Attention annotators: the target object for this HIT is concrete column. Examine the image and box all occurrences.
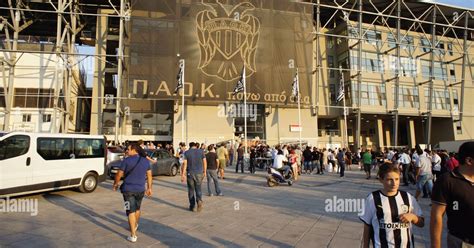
[407,119,416,149]
[384,124,392,148]
[376,119,384,149]
[90,11,108,134]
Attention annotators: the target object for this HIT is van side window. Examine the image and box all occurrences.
[0,135,30,160]
[37,138,73,160]
[74,139,105,158]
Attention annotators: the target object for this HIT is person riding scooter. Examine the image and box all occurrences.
[272,149,291,177]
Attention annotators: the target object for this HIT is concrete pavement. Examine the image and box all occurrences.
[0,166,444,247]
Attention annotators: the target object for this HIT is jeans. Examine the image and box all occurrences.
[417,174,433,194]
[236,157,244,173]
[313,161,321,173]
[303,161,312,171]
[401,164,409,185]
[339,162,346,177]
[187,173,203,208]
[206,170,221,195]
[228,154,234,166]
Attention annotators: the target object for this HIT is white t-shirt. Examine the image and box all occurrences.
[360,190,422,248]
[272,154,288,169]
[416,155,433,176]
[431,153,441,172]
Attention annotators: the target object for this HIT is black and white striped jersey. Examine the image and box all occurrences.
[360,190,423,248]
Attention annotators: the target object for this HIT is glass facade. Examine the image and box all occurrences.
[387,33,414,53]
[350,51,384,73]
[392,86,420,108]
[421,60,448,80]
[351,82,386,106]
[424,88,450,110]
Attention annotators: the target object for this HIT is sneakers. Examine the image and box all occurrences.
[189,206,197,212]
[197,201,203,212]
[127,235,137,243]
[208,193,214,197]
[217,193,224,196]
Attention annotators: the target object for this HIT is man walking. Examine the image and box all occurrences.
[181,142,207,212]
[205,145,222,196]
[216,144,228,179]
[337,148,346,178]
[236,144,245,173]
[362,149,372,179]
[113,143,152,243]
[431,142,474,248]
[398,148,411,185]
[414,149,433,201]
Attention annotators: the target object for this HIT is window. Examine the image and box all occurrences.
[424,88,450,110]
[37,138,73,160]
[0,135,30,160]
[393,86,419,108]
[329,84,336,103]
[350,51,384,73]
[387,33,414,52]
[42,114,52,123]
[74,139,105,158]
[421,61,447,80]
[453,90,459,112]
[327,36,334,49]
[338,52,349,69]
[160,151,171,159]
[420,38,431,52]
[22,114,31,122]
[0,88,5,108]
[328,56,335,78]
[348,27,381,46]
[39,89,53,108]
[456,121,462,134]
[447,43,453,56]
[14,88,54,108]
[352,82,386,106]
[435,42,445,56]
[449,63,456,82]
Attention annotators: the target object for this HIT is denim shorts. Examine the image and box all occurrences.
[416,174,433,192]
[122,191,145,215]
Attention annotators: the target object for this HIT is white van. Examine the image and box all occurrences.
[0,132,107,197]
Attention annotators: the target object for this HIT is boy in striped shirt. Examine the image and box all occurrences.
[361,163,425,248]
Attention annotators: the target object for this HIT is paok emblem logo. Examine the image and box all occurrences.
[196,0,260,81]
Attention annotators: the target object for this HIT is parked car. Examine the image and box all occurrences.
[108,149,180,179]
[107,146,124,165]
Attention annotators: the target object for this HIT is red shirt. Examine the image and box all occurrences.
[446,157,459,171]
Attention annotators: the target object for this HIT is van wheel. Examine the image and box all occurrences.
[79,172,98,193]
[170,164,179,176]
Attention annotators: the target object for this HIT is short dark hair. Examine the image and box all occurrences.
[189,142,196,148]
[377,162,400,179]
[458,142,474,165]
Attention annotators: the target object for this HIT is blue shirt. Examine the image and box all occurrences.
[184,148,205,175]
[119,155,151,193]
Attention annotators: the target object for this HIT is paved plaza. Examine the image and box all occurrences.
[0,167,444,247]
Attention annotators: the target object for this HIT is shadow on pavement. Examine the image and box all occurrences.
[248,234,293,248]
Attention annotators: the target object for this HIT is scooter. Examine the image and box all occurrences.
[267,166,294,187]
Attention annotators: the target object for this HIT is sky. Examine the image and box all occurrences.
[433,0,474,10]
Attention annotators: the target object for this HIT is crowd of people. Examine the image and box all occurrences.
[112,139,473,247]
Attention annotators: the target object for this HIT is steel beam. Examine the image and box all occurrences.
[426,6,437,149]
[114,0,125,144]
[459,12,469,122]
[355,0,363,151]
[393,0,401,148]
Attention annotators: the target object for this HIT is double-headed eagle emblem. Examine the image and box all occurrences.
[196,0,260,81]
